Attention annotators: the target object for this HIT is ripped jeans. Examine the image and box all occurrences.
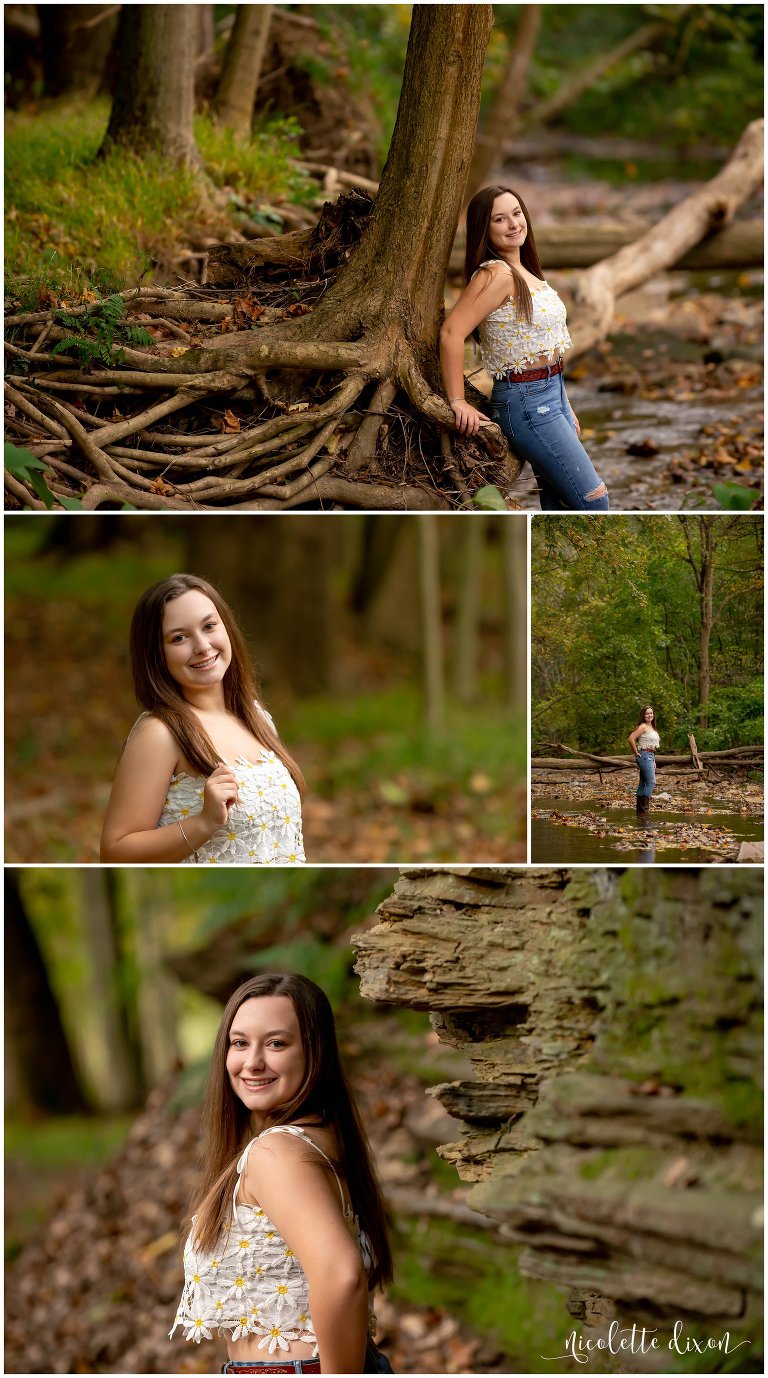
[490,368,609,511]
[636,749,656,798]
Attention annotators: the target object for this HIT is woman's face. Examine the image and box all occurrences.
[487,192,527,255]
[226,995,306,1124]
[161,589,232,694]
[644,707,655,723]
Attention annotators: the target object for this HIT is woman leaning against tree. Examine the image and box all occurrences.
[440,185,609,511]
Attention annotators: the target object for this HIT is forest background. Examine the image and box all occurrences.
[531,513,764,752]
[4,3,764,511]
[5,511,527,862]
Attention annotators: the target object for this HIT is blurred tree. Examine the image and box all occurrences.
[99,4,199,164]
[215,4,273,140]
[4,872,87,1115]
[184,516,336,694]
[503,519,527,714]
[419,517,446,733]
[38,3,119,100]
[80,871,145,1111]
[454,517,485,704]
[465,4,542,202]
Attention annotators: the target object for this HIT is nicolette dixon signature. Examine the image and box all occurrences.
[543,1319,750,1364]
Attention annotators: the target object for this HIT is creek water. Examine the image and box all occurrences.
[531,795,763,864]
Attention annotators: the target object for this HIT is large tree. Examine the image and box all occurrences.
[99,4,199,164]
[215,4,273,140]
[61,3,514,511]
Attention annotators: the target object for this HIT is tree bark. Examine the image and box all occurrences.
[215,4,273,140]
[465,4,542,202]
[4,872,88,1115]
[569,119,764,357]
[680,517,716,729]
[100,4,199,165]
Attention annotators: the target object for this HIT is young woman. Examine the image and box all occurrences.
[170,972,394,1374]
[440,185,610,511]
[100,574,305,864]
[628,705,660,813]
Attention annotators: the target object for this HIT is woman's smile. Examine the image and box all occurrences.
[226,995,306,1125]
[162,588,232,693]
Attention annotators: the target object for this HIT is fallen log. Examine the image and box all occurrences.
[567,118,764,358]
[448,219,763,274]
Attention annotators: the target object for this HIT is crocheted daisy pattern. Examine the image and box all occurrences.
[158,753,304,865]
[479,280,573,377]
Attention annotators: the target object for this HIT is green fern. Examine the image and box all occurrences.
[50,294,153,370]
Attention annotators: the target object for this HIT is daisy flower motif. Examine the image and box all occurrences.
[272,1277,304,1313]
[228,1273,249,1301]
[260,1325,299,1354]
[231,1315,252,1342]
[184,1313,214,1343]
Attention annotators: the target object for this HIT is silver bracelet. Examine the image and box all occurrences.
[449,397,464,404]
[178,819,192,849]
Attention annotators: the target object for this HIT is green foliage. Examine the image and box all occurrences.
[522,3,763,156]
[50,293,154,369]
[4,441,57,508]
[5,100,315,296]
[472,485,508,512]
[713,480,757,510]
[532,516,763,751]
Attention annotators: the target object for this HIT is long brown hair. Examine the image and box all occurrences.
[464,185,544,340]
[190,973,393,1287]
[128,573,305,796]
[636,705,657,729]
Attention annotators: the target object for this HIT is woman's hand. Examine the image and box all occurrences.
[450,400,492,436]
[201,764,239,829]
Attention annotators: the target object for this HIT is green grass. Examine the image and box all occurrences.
[5,99,314,300]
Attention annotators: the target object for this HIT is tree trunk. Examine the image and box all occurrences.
[464,4,542,202]
[100,4,199,165]
[4,872,88,1115]
[39,3,119,100]
[216,4,273,140]
[79,871,145,1111]
[569,119,764,358]
[453,517,485,703]
[502,518,527,713]
[353,867,763,1340]
[11,4,522,511]
[185,515,337,695]
[419,517,446,733]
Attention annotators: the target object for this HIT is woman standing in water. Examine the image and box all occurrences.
[170,972,393,1373]
[629,705,660,813]
[100,574,305,864]
[440,185,609,511]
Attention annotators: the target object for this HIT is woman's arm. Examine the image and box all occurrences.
[439,265,516,436]
[243,1137,369,1374]
[100,717,237,862]
[628,726,642,756]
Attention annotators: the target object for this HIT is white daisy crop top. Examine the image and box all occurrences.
[128,706,304,866]
[636,728,660,750]
[476,260,573,377]
[170,1125,373,1354]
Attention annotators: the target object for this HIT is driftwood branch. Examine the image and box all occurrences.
[568,118,764,357]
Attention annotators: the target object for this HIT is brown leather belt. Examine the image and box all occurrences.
[221,1366,321,1375]
[502,359,563,383]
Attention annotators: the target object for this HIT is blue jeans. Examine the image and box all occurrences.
[490,368,609,510]
[636,749,656,798]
